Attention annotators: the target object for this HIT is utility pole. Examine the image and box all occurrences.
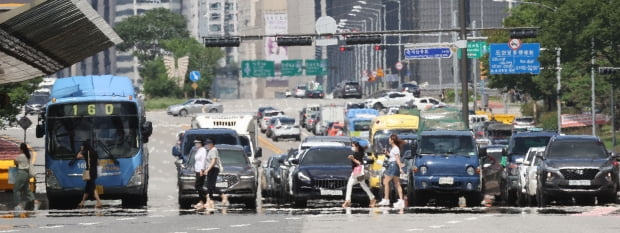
[459,0,470,129]
[556,48,562,134]
[591,38,596,136]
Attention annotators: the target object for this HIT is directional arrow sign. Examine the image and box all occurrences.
[489,43,540,75]
[404,47,452,60]
[241,60,275,78]
[281,60,303,76]
[305,59,328,76]
[189,70,200,82]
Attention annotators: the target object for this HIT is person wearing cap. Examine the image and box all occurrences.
[192,138,208,209]
[203,138,223,210]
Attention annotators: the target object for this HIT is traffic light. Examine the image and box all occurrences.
[510,29,537,39]
[339,46,353,52]
[373,45,386,51]
[203,36,241,47]
[480,62,488,80]
[598,67,618,75]
[276,36,313,46]
[345,35,382,45]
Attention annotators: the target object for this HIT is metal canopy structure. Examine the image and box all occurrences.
[0,0,122,84]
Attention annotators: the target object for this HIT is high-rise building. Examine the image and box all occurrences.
[56,0,183,90]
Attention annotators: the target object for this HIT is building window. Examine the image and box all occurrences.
[225,24,235,33]
[225,2,234,10]
[210,13,221,20]
[210,2,221,10]
[225,14,234,21]
[209,24,222,32]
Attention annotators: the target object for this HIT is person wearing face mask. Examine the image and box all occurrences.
[342,141,375,208]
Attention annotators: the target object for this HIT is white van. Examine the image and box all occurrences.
[191,113,262,159]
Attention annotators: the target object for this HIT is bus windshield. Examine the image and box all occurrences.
[46,102,140,159]
[352,120,371,131]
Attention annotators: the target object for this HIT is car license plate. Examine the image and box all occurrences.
[438,177,454,185]
[216,182,228,188]
[320,189,342,196]
[568,180,591,186]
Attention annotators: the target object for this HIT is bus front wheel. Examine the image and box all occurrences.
[122,194,148,208]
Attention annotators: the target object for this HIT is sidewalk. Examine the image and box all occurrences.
[0,136,20,160]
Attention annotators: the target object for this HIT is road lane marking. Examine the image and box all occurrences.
[40,225,63,229]
[285,217,301,220]
[406,229,423,232]
[79,222,101,226]
[447,220,461,224]
[464,217,477,221]
[230,224,250,228]
[116,217,136,221]
[429,225,444,229]
[197,228,219,231]
[572,207,618,216]
[258,135,282,154]
[259,220,278,223]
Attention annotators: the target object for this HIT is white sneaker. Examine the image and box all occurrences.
[192,203,204,209]
[377,199,390,206]
[394,199,405,209]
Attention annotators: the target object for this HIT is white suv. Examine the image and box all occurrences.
[412,97,447,110]
[260,110,285,133]
[365,91,415,110]
[270,117,301,141]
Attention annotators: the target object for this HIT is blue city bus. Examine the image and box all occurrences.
[35,75,153,209]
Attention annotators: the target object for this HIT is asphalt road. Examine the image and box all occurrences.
[1,97,619,233]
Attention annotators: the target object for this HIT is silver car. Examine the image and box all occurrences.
[167,98,223,116]
[270,117,301,141]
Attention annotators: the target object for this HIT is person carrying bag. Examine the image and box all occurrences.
[342,141,376,208]
[12,143,39,210]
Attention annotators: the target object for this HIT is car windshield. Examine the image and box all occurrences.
[182,134,238,155]
[301,148,350,165]
[265,111,283,117]
[372,130,416,154]
[219,149,249,166]
[419,135,475,155]
[511,136,552,155]
[279,118,295,125]
[547,141,607,159]
[352,120,371,131]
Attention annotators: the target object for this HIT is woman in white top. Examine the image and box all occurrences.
[12,143,38,210]
[192,139,208,209]
[377,134,406,208]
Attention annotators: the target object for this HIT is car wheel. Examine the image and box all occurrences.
[373,103,383,111]
[179,109,188,117]
[466,192,483,207]
[245,198,257,209]
[293,199,307,208]
[209,108,218,113]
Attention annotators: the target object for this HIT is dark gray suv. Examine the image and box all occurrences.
[536,135,619,206]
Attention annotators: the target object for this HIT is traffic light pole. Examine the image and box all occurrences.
[459,0,470,129]
[556,48,562,134]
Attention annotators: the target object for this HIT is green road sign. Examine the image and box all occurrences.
[305,59,328,76]
[241,60,275,78]
[281,60,303,76]
[457,41,487,59]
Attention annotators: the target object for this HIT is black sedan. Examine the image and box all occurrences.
[305,89,325,99]
[289,146,369,207]
[262,154,287,199]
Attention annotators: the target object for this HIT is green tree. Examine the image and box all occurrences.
[141,58,180,98]
[0,78,41,129]
[114,8,189,63]
[485,0,620,113]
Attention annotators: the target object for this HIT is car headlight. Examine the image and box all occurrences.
[297,172,311,182]
[420,166,428,175]
[466,166,476,176]
[240,175,255,180]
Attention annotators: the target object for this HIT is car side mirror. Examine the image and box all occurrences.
[290,159,299,165]
[142,121,153,143]
[523,161,530,166]
[174,159,185,168]
[36,124,45,138]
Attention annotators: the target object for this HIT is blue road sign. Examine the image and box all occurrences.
[404,47,452,59]
[489,43,540,75]
[189,70,201,82]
